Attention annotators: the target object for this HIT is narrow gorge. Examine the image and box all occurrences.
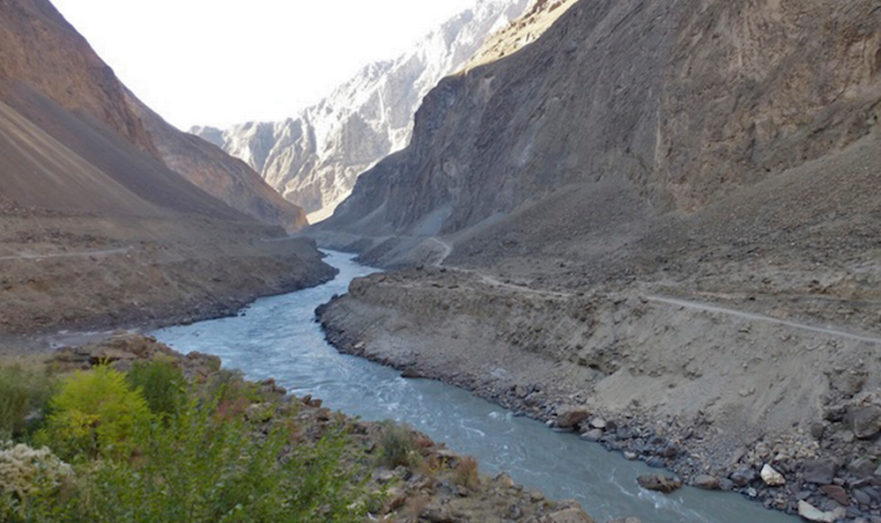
[2,0,879,521]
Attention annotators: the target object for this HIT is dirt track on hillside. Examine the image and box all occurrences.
[0,211,335,338]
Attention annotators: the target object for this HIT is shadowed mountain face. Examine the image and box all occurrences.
[0,0,332,334]
[319,0,881,243]
[193,0,533,223]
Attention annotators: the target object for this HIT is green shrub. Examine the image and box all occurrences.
[378,421,417,469]
[126,359,186,419]
[202,368,260,420]
[12,365,376,522]
[0,364,56,440]
[35,366,151,461]
[59,394,371,522]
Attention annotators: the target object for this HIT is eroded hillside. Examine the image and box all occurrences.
[0,0,332,334]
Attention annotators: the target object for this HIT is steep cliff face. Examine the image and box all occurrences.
[465,0,580,69]
[126,92,309,232]
[193,0,532,222]
[322,0,881,238]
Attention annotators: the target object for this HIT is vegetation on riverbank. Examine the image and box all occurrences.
[0,358,373,522]
[0,334,596,523]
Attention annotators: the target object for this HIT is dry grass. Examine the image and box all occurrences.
[453,456,480,489]
[402,494,430,519]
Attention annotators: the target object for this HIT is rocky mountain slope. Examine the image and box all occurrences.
[0,0,332,334]
[314,0,881,518]
[321,0,881,241]
[0,0,306,233]
[125,91,308,232]
[193,0,533,222]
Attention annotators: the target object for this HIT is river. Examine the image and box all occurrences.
[151,250,798,523]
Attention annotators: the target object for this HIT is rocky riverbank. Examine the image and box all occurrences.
[6,332,603,523]
[317,267,881,522]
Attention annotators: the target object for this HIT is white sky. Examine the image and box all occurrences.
[51,0,477,130]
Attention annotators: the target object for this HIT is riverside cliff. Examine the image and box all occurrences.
[314,0,881,519]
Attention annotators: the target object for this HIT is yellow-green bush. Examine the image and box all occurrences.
[7,364,376,522]
[35,366,150,461]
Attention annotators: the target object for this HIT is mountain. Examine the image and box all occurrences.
[318,0,881,261]
[193,0,533,223]
[125,91,308,232]
[314,0,881,516]
[0,0,333,334]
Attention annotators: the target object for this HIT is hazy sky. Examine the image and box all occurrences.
[52,0,477,130]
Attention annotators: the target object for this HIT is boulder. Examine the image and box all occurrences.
[590,417,607,430]
[615,427,634,440]
[803,459,837,485]
[659,443,679,458]
[849,457,877,480]
[809,422,825,440]
[494,472,516,488]
[853,487,872,506]
[730,468,756,487]
[819,485,850,506]
[581,429,604,442]
[543,507,596,523]
[692,474,720,490]
[556,406,590,429]
[761,464,785,486]
[637,475,683,494]
[797,501,847,523]
[848,405,881,439]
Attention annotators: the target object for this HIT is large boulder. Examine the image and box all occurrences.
[637,475,683,494]
[848,405,881,439]
[692,474,720,490]
[797,501,846,523]
[730,468,757,487]
[803,459,838,485]
[760,464,785,486]
[555,406,590,429]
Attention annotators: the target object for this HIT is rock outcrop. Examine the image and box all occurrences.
[193,0,533,222]
[320,0,881,241]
